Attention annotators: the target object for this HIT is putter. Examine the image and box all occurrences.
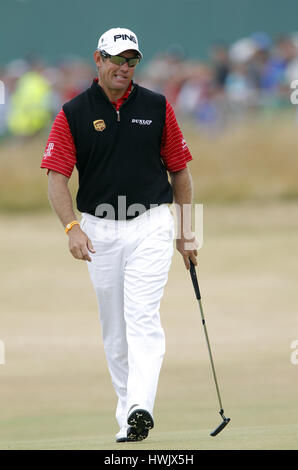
[189,259,230,436]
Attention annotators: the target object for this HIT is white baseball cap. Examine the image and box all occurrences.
[97,27,143,58]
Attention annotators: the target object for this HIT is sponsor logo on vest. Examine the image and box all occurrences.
[93,119,106,132]
[132,119,152,125]
[114,34,137,44]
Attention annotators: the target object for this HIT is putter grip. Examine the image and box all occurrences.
[189,259,201,300]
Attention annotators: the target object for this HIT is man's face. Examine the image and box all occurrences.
[94,49,137,93]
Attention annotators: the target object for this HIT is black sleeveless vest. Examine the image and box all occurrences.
[63,80,173,220]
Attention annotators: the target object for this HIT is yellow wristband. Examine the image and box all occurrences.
[65,220,80,234]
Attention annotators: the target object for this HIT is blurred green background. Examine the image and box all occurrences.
[1,0,298,65]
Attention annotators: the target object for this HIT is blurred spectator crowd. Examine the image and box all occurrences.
[0,31,298,139]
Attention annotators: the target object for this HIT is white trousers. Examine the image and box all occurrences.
[81,204,174,428]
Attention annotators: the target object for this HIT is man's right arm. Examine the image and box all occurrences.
[41,109,95,262]
[48,170,95,262]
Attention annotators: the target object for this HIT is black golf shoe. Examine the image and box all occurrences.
[116,426,132,442]
[127,406,154,441]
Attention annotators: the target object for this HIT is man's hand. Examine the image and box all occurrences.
[169,167,198,270]
[176,232,198,270]
[67,225,95,262]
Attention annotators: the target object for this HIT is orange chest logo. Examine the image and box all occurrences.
[93,119,106,132]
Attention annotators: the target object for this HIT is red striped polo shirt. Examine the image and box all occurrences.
[41,80,193,177]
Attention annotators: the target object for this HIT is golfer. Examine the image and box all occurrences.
[41,27,197,442]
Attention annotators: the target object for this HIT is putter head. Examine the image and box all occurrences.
[210,410,230,437]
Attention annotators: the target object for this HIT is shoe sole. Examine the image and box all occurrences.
[116,425,134,443]
[127,409,154,441]
[116,437,131,442]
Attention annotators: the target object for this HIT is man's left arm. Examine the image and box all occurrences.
[170,166,198,270]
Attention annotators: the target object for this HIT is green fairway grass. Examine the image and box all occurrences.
[1,424,298,450]
[0,202,297,450]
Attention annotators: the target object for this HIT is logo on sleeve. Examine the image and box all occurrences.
[93,119,106,132]
[44,142,54,158]
[131,119,152,125]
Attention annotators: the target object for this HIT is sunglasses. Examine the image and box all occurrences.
[100,50,140,68]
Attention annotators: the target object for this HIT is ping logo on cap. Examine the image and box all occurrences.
[114,34,137,44]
